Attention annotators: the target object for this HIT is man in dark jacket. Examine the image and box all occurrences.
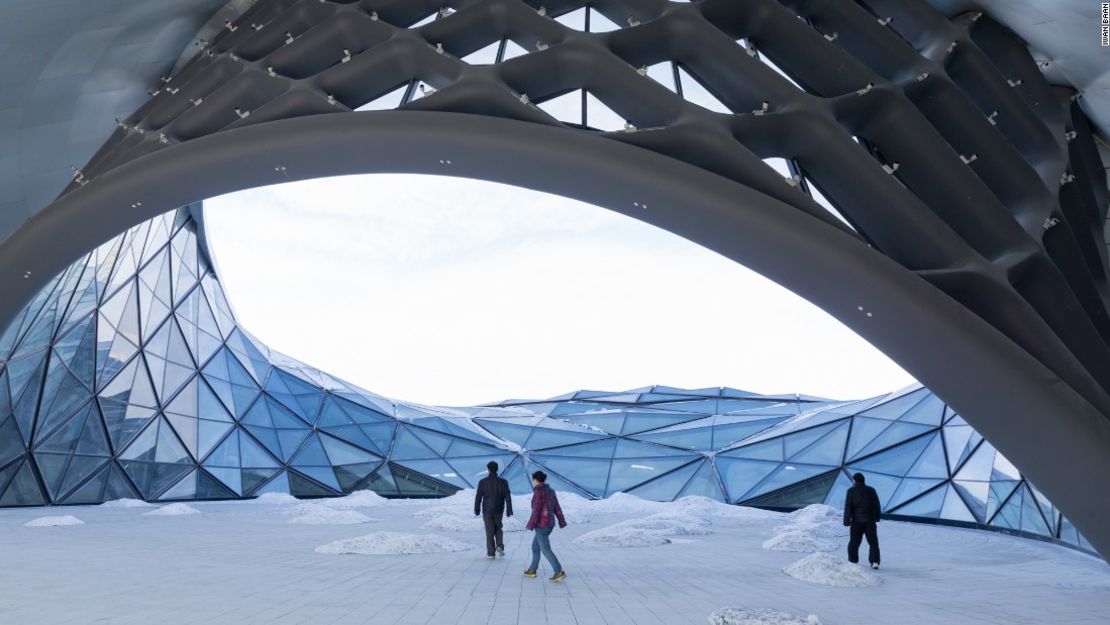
[475,461,513,559]
[843,472,882,569]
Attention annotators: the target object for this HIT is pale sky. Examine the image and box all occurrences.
[203,174,915,407]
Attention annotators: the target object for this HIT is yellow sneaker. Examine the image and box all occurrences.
[523,569,537,578]
[549,570,567,582]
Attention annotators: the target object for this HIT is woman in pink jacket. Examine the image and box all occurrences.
[523,470,568,581]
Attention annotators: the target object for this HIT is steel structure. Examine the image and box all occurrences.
[0,0,1107,556]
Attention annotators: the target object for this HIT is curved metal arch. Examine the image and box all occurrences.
[2,109,1109,557]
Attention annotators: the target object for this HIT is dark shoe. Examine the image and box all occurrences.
[549,570,567,582]
[496,546,505,557]
[523,570,537,578]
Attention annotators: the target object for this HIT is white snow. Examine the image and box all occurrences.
[143,503,201,517]
[247,492,300,505]
[100,498,154,508]
[708,607,822,625]
[761,530,836,553]
[782,552,880,588]
[2,491,1107,624]
[320,490,390,509]
[420,513,526,533]
[575,506,714,547]
[23,515,84,527]
[576,526,673,547]
[775,504,847,538]
[285,503,376,525]
[315,531,475,555]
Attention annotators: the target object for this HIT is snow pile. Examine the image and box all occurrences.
[315,531,474,555]
[788,504,840,524]
[782,553,880,587]
[143,503,201,517]
[675,497,782,522]
[420,513,526,533]
[286,503,376,525]
[708,607,821,625]
[576,526,673,547]
[24,515,84,527]
[247,492,300,505]
[576,509,711,547]
[583,492,668,516]
[100,498,154,508]
[762,530,836,553]
[776,504,846,538]
[320,490,389,509]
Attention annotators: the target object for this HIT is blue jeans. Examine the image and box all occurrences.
[529,527,562,573]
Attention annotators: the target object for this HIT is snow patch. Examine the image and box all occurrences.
[24,515,84,527]
[100,498,154,508]
[674,496,781,522]
[783,553,880,587]
[286,503,376,525]
[247,492,300,505]
[576,526,673,547]
[315,531,475,555]
[788,504,840,525]
[320,490,390,509]
[575,509,711,547]
[143,503,201,517]
[420,513,526,533]
[762,530,836,553]
[776,505,847,538]
[708,607,822,625]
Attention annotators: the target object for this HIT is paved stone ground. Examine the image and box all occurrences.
[1,496,1108,625]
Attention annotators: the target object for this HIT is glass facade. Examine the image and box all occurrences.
[0,207,1091,554]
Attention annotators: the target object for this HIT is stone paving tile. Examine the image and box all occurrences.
[0,500,1108,625]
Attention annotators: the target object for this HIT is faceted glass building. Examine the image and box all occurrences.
[0,207,1091,554]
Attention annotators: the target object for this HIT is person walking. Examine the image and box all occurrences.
[523,470,567,582]
[843,472,882,569]
[474,461,513,559]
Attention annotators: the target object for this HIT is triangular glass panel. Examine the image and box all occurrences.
[715,457,780,502]
[744,469,840,508]
[848,433,932,476]
[848,421,934,461]
[0,460,46,505]
[627,461,701,502]
[720,438,783,462]
[461,41,500,65]
[585,92,625,131]
[588,7,622,32]
[887,477,946,510]
[677,66,729,113]
[528,455,610,497]
[501,39,529,61]
[905,433,947,479]
[678,460,725,500]
[537,90,582,125]
[892,483,946,518]
[555,7,586,30]
[319,433,381,466]
[606,455,701,495]
[644,61,676,92]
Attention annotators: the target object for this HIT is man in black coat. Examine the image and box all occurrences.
[475,461,513,559]
[843,472,882,569]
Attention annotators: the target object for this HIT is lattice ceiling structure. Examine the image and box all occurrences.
[0,0,1107,558]
[0,205,1092,555]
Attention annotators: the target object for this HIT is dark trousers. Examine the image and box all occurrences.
[848,521,880,564]
[483,512,504,556]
